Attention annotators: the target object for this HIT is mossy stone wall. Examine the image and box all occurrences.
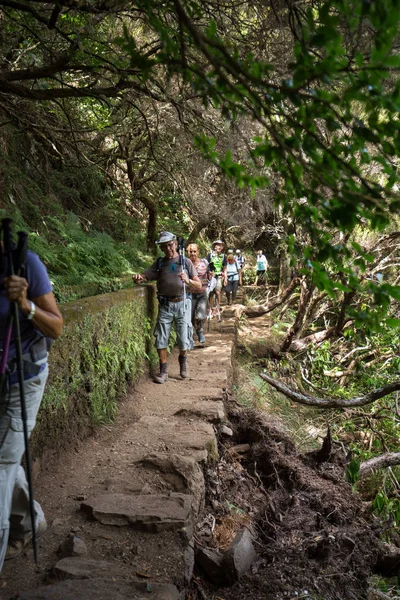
[31,285,157,459]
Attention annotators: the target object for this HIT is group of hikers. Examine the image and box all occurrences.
[0,223,268,577]
[133,231,268,385]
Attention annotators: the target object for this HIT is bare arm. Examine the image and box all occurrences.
[4,275,63,339]
[180,271,202,291]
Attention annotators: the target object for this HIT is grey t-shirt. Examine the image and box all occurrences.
[144,256,198,297]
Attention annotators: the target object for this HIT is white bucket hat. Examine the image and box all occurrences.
[156,231,177,245]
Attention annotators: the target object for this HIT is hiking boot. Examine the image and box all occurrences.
[5,518,47,561]
[153,362,168,384]
[179,355,188,379]
[197,329,206,344]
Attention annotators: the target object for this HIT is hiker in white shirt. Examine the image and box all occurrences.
[254,250,268,286]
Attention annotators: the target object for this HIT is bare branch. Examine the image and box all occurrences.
[259,373,400,408]
[359,453,400,478]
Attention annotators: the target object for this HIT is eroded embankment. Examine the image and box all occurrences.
[192,407,385,599]
[188,307,396,600]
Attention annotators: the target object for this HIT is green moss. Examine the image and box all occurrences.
[31,286,158,457]
[206,438,219,463]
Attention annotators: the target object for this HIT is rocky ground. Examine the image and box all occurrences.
[0,288,398,600]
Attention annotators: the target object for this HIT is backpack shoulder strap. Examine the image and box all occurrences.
[156,257,165,271]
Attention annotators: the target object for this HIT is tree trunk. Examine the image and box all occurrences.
[290,325,338,352]
[140,195,157,253]
[278,246,291,294]
[126,157,157,253]
[280,278,314,353]
[303,291,328,331]
[187,215,213,244]
[289,290,355,352]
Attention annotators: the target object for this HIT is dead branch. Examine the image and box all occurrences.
[359,452,400,478]
[290,316,354,352]
[278,293,299,320]
[341,342,371,363]
[367,589,396,600]
[259,373,400,408]
[322,350,380,380]
[289,325,336,351]
[364,352,394,369]
[244,276,300,317]
[301,366,330,392]
[339,357,359,386]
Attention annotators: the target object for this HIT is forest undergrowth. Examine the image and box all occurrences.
[232,301,400,598]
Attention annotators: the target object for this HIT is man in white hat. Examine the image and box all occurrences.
[133,232,201,383]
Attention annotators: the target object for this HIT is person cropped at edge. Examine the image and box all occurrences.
[187,243,209,345]
[206,240,227,315]
[254,249,268,286]
[132,232,201,384]
[225,253,240,305]
[235,249,245,286]
[0,249,63,570]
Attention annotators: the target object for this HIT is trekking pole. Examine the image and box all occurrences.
[177,237,186,316]
[0,219,38,562]
[0,221,15,391]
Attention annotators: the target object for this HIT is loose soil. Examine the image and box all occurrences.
[0,293,395,600]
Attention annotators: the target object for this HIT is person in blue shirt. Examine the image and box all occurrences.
[0,249,63,570]
[225,253,240,305]
[235,250,245,286]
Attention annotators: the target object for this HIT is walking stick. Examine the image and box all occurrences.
[177,237,186,316]
[0,219,38,562]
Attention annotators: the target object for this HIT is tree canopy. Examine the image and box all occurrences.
[1,0,400,315]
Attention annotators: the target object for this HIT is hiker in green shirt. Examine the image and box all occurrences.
[206,240,227,315]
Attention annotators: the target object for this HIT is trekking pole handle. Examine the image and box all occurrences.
[14,231,28,276]
[2,218,15,274]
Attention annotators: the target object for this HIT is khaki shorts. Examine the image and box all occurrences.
[154,298,193,350]
[215,276,224,292]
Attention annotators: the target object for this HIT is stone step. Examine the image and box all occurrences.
[133,416,218,462]
[173,400,225,422]
[15,579,180,600]
[136,452,205,514]
[81,492,193,534]
[53,557,124,580]
[161,388,224,400]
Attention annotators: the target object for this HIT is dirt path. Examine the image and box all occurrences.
[0,302,238,599]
